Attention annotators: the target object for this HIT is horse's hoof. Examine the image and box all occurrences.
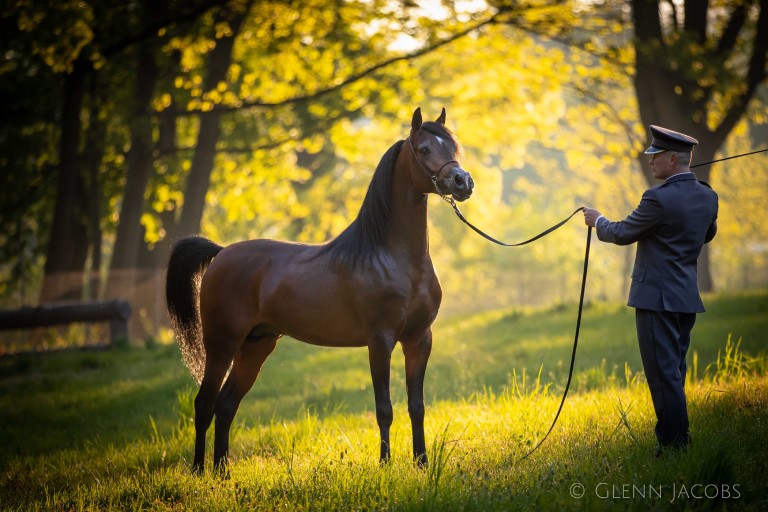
[214,460,231,479]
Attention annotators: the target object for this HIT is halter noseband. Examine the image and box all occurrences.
[407,136,459,202]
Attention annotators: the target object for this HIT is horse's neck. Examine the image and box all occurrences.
[388,169,430,260]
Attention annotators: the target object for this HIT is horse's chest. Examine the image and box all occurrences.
[394,265,442,336]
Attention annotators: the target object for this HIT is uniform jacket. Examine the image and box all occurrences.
[596,173,718,313]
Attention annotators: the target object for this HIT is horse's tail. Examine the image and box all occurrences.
[166,236,223,384]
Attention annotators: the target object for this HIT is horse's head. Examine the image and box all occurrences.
[408,107,474,202]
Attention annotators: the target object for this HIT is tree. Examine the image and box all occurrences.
[2,0,231,304]
[3,0,765,328]
[495,0,768,294]
[0,7,62,303]
[104,0,166,302]
[631,0,768,290]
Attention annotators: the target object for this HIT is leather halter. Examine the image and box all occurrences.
[406,136,459,199]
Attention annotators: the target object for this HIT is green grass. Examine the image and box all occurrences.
[1,290,767,510]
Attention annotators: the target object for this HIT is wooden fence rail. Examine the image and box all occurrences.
[0,300,132,345]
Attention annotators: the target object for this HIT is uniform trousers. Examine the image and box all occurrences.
[635,308,697,448]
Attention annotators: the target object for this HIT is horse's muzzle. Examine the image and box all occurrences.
[442,168,473,202]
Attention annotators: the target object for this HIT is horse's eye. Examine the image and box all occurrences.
[418,146,430,154]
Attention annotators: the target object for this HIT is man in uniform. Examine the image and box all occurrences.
[583,125,719,454]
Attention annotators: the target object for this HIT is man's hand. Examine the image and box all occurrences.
[583,207,602,227]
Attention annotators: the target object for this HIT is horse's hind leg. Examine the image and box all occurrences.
[213,334,279,472]
[402,329,433,467]
[193,348,235,473]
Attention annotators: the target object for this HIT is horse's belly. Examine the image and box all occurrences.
[264,282,426,347]
[260,276,371,347]
[256,251,440,346]
[274,309,370,348]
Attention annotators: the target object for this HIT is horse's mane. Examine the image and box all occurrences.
[318,122,460,266]
[318,139,403,265]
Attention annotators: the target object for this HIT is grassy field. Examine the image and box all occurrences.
[1,290,767,510]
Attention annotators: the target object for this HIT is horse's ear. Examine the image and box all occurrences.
[436,107,446,125]
[411,107,422,134]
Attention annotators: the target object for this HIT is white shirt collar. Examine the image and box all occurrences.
[666,171,694,181]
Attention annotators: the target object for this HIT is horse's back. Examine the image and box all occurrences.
[197,239,312,333]
[198,239,367,345]
[198,238,441,347]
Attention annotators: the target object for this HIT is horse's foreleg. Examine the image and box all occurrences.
[193,352,233,474]
[213,336,278,474]
[368,336,396,463]
[403,329,432,467]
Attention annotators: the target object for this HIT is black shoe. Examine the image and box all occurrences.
[655,440,690,458]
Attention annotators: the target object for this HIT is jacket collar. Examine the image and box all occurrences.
[665,171,696,184]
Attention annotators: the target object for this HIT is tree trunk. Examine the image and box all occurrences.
[86,74,107,301]
[176,1,252,237]
[39,56,91,304]
[105,39,160,303]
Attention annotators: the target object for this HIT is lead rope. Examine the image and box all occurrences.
[445,196,592,462]
[518,224,591,462]
[436,146,766,461]
[407,137,592,460]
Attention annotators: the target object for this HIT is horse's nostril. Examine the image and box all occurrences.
[454,171,473,191]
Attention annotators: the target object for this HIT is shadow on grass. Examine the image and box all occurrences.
[1,290,765,470]
[0,344,189,462]
[1,361,766,510]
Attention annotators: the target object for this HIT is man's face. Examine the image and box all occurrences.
[649,150,674,180]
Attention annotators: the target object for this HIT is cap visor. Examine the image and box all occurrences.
[644,146,666,154]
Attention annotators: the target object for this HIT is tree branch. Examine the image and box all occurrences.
[715,1,750,56]
[715,0,768,141]
[154,137,294,157]
[102,0,229,58]
[666,0,680,29]
[170,12,502,117]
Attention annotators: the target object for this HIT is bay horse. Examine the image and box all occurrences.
[166,108,473,472]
